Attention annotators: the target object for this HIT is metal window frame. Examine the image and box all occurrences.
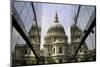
[11,2,40,66]
[11,1,96,65]
[69,6,96,62]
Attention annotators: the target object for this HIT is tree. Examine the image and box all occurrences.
[47,57,57,64]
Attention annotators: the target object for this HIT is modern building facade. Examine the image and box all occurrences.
[12,1,96,65]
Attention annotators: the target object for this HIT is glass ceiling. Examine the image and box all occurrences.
[12,1,96,52]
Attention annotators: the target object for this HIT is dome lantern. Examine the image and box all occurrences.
[54,12,59,23]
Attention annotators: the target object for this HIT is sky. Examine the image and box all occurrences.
[12,2,95,51]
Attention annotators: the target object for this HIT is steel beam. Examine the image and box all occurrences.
[74,5,81,26]
[69,17,96,62]
[12,4,39,65]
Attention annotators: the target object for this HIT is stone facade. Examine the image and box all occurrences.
[70,25,89,62]
[44,13,69,63]
[13,13,93,65]
[43,13,90,64]
[13,24,41,65]
[25,24,41,64]
[12,44,27,65]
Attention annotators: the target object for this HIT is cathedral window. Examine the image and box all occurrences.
[59,47,62,53]
[53,48,55,54]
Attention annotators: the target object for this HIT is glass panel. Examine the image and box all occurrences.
[11,1,96,66]
[12,27,27,65]
[13,2,25,15]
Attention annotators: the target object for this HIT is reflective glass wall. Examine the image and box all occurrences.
[11,1,96,66]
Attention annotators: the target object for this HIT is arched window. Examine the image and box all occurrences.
[53,48,55,54]
[59,47,62,53]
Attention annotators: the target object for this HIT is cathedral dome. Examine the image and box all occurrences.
[47,13,65,35]
[29,24,41,36]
